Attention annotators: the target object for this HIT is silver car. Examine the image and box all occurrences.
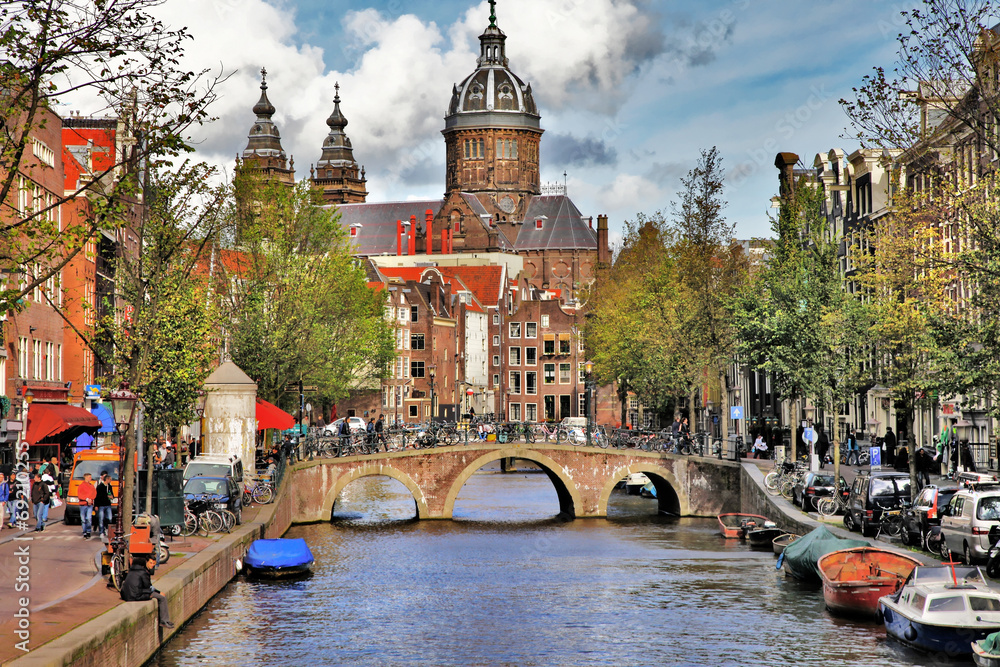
[941,488,1000,563]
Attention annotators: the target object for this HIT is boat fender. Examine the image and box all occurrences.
[874,607,883,625]
[235,558,243,573]
[775,553,784,570]
[904,624,917,642]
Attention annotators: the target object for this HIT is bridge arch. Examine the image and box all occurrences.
[442,448,583,519]
[321,463,430,520]
[598,464,688,517]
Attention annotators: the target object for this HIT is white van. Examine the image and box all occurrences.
[183,453,244,483]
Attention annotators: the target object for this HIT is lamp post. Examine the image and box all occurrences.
[194,390,207,459]
[585,361,595,449]
[428,365,437,423]
[109,384,138,543]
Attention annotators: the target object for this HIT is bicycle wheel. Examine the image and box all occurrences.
[199,511,222,534]
[816,497,837,518]
[253,484,274,504]
[556,429,568,443]
[763,471,781,494]
[181,511,198,537]
[779,478,796,500]
[110,552,127,591]
[886,514,903,537]
[524,429,536,444]
[218,509,236,532]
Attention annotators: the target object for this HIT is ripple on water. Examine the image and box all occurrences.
[149,473,943,667]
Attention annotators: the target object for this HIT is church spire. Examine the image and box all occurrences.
[311,82,368,204]
[240,67,294,184]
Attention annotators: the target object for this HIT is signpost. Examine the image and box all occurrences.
[870,445,882,470]
[730,406,743,420]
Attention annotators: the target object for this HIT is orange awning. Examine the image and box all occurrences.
[25,403,103,445]
[256,398,295,431]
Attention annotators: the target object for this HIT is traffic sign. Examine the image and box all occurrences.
[730,406,743,420]
[803,427,815,444]
[302,385,318,393]
[84,384,101,398]
[869,446,881,469]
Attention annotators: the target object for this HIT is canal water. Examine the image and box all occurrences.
[150,467,941,667]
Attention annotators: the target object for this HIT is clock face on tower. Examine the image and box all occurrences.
[499,195,516,213]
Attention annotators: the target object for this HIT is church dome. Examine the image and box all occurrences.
[445,15,539,130]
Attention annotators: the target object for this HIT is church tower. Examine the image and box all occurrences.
[311,83,368,204]
[436,1,542,249]
[239,68,295,184]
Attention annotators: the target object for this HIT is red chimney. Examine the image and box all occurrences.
[441,229,447,255]
[426,211,434,255]
[396,219,403,256]
[408,215,416,255]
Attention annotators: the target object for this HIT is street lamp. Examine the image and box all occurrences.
[585,360,595,448]
[194,390,207,458]
[108,384,138,541]
[428,365,437,423]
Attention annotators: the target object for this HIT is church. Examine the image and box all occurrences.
[238,3,610,299]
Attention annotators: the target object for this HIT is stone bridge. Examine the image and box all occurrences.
[290,443,742,522]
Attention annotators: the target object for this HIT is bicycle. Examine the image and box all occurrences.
[875,507,905,539]
[815,492,848,518]
[764,459,804,496]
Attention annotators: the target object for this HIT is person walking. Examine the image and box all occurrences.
[120,554,174,629]
[95,471,114,536]
[846,430,859,466]
[816,425,830,469]
[374,414,385,447]
[0,472,9,533]
[77,473,96,539]
[941,418,959,476]
[883,426,897,468]
[31,471,51,531]
[8,473,22,528]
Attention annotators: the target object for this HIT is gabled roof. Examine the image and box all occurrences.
[515,195,597,251]
[331,200,443,255]
[437,265,506,308]
[374,266,427,283]
[460,194,515,251]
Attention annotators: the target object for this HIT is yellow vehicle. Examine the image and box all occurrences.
[65,447,120,525]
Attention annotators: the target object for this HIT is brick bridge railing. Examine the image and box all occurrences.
[289,443,742,522]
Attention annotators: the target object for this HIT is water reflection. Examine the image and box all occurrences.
[151,470,945,667]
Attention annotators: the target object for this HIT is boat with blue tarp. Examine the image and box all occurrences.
[243,538,315,578]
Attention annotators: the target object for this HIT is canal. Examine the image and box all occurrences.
[150,465,940,666]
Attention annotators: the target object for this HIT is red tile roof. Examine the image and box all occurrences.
[376,266,427,282]
[437,265,505,308]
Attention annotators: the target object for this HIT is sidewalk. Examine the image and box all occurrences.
[0,501,268,664]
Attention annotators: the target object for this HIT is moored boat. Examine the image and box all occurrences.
[772,533,799,556]
[747,523,784,549]
[879,565,1000,658]
[243,538,315,578]
[818,547,920,618]
[778,526,868,582]
[625,473,651,496]
[974,634,1000,667]
[718,513,768,539]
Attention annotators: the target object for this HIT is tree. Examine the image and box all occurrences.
[0,0,220,313]
[669,147,747,439]
[217,173,394,413]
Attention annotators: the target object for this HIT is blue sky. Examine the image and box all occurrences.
[143,0,916,243]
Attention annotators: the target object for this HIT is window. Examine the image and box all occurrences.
[526,371,537,395]
[493,313,500,325]
[409,405,418,418]
[541,315,549,327]
[493,355,500,367]
[493,374,500,388]
[543,363,556,384]
[526,322,537,338]
[509,403,521,421]
[509,371,521,394]
[411,333,425,350]
[559,363,571,383]
[579,338,585,353]
[579,365,587,383]
[525,403,537,422]
[509,322,521,338]
[509,347,520,365]
[33,339,42,380]
[559,336,571,354]
[382,387,389,407]
[544,396,556,421]
[397,357,404,379]
[411,360,425,378]
[18,337,28,377]
[396,329,404,349]
[579,394,587,417]
[535,218,543,229]
[398,307,407,321]
[526,347,537,365]
[543,338,555,355]
[493,335,500,347]
[411,305,419,322]
[45,342,53,380]
[350,226,358,237]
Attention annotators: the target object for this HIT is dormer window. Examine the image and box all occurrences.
[349,224,361,238]
[535,218,543,229]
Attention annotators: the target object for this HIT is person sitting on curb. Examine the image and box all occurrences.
[120,554,174,629]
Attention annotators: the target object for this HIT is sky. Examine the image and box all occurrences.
[78,0,919,244]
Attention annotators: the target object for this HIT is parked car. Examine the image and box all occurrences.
[792,472,848,512]
[324,416,366,436]
[901,483,959,551]
[183,453,244,483]
[940,485,1000,564]
[844,471,913,537]
[183,475,243,525]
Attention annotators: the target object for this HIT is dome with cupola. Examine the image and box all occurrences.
[445,6,539,130]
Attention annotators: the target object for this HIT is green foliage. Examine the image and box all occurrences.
[218,173,394,411]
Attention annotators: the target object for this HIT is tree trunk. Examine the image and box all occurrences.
[120,429,135,556]
[145,443,155,515]
[719,368,730,443]
[907,406,918,502]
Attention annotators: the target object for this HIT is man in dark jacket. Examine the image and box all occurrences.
[120,555,173,628]
[816,426,830,469]
[883,427,897,467]
[30,471,51,532]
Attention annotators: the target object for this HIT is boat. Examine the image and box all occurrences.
[772,533,800,556]
[818,547,921,618]
[879,564,1000,658]
[974,634,1000,667]
[242,538,315,578]
[778,526,868,582]
[747,523,785,549]
[625,473,651,496]
[639,481,657,498]
[718,513,768,539]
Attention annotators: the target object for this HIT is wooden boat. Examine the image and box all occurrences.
[879,565,1000,658]
[717,513,768,539]
[772,533,800,556]
[974,637,1000,667]
[779,526,869,582]
[747,524,784,549]
[818,547,921,618]
[242,538,314,578]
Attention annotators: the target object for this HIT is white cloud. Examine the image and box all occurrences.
[596,173,664,212]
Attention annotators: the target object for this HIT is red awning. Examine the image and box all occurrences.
[256,398,295,431]
[25,403,103,445]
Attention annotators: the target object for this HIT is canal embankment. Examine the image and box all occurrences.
[9,474,292,667]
